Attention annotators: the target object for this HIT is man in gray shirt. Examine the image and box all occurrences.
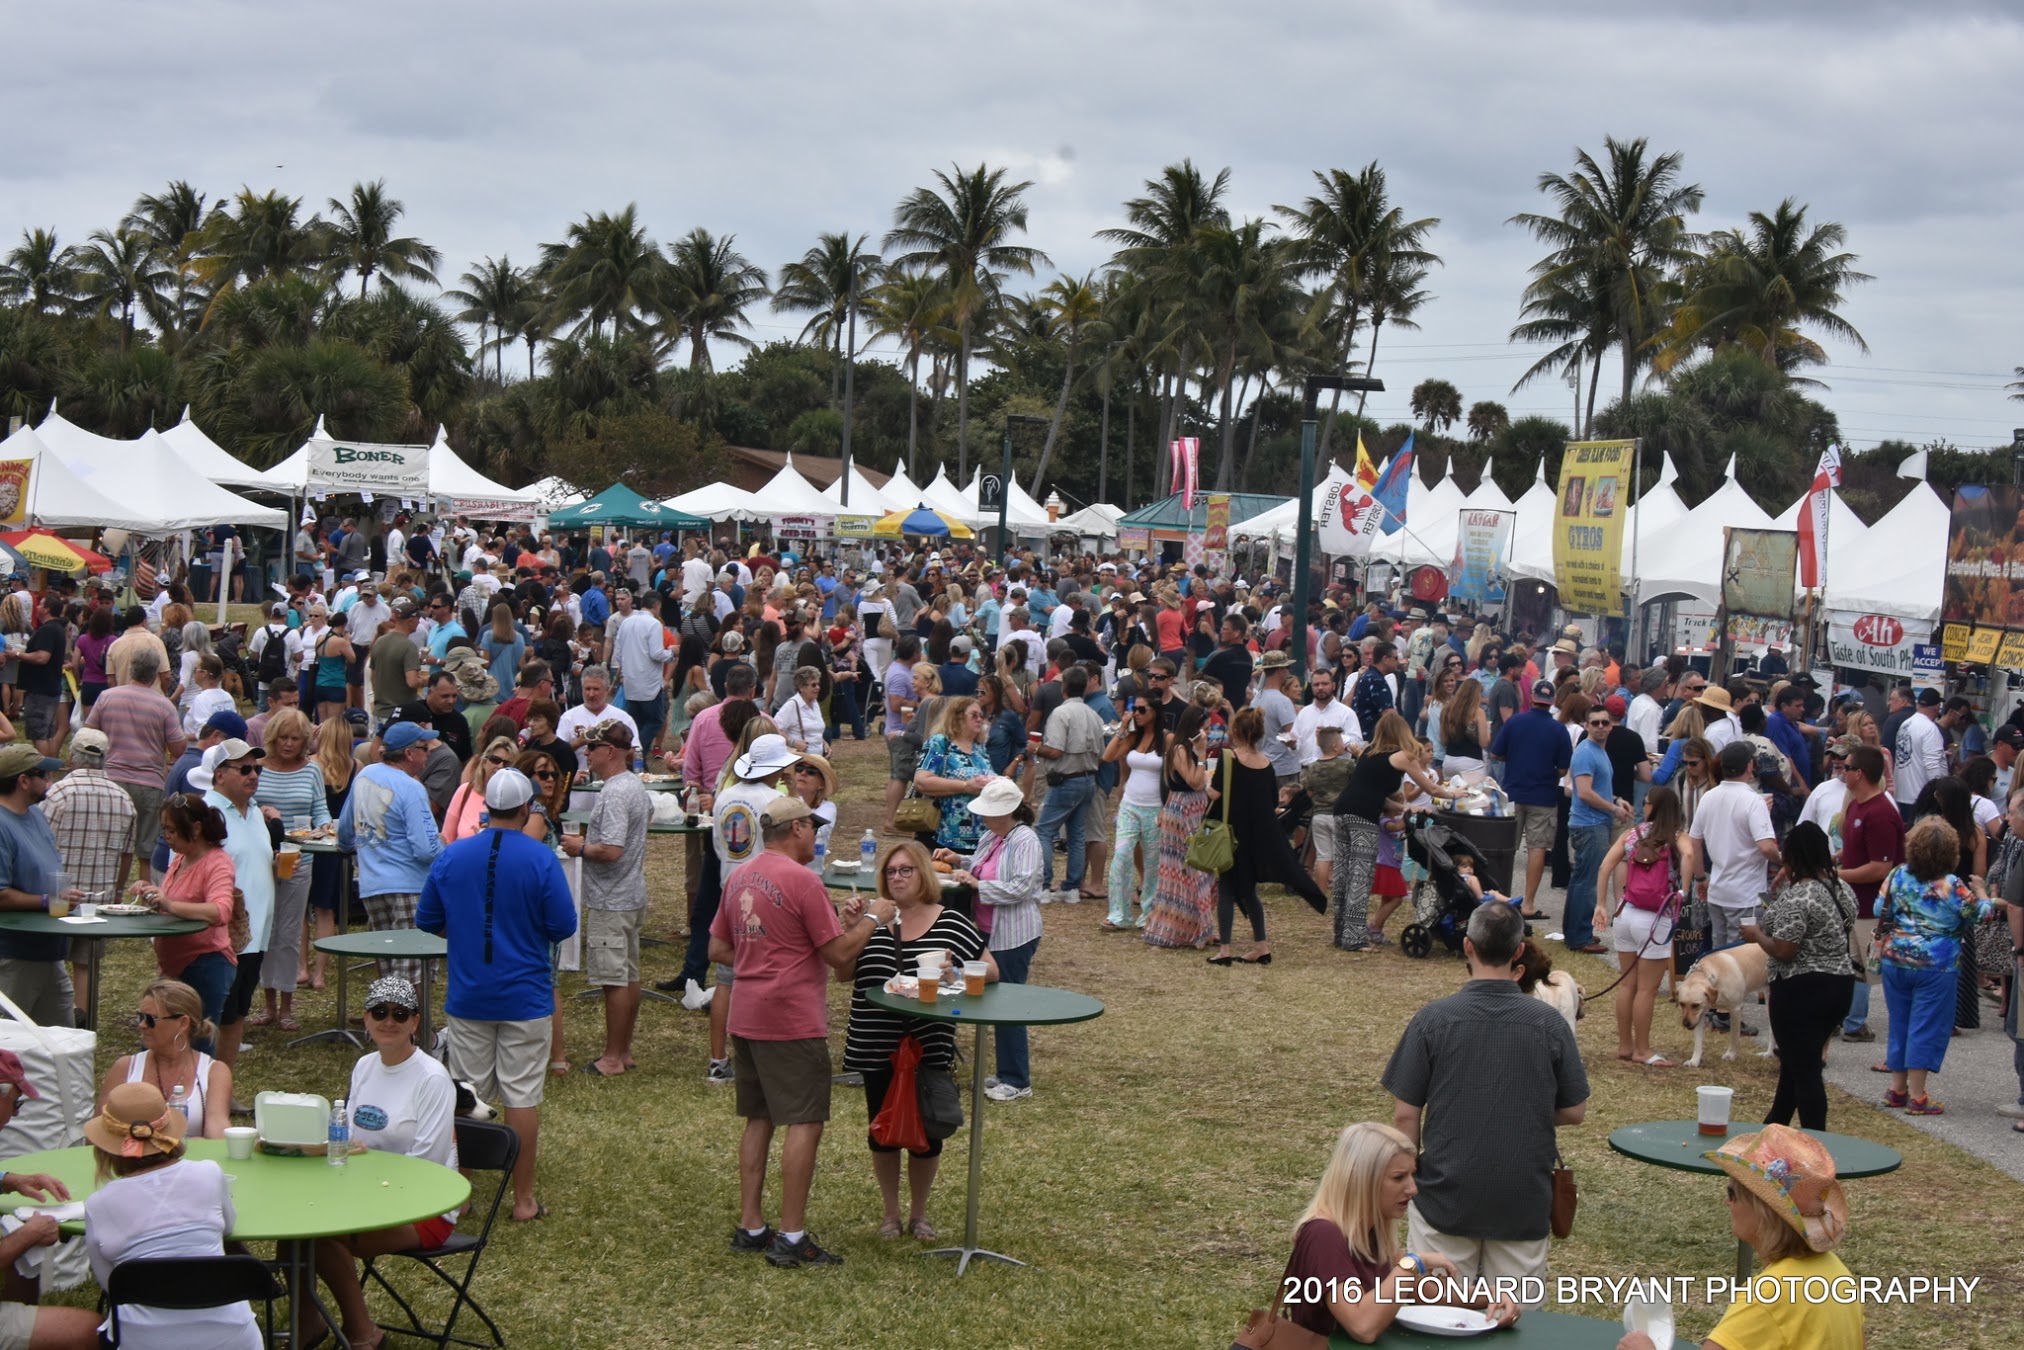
[562,720,652,1077]
[1032,665,1106,900]
[1382,903,1587,1297]
[1255,651,1301,783]
[889,570,924,633]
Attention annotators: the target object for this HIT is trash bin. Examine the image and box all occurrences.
[1436,809,1519,897]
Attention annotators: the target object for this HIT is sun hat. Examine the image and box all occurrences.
[1704,1124,1848,1253]
[1550,638,1579,657]
[734,733,798,779]
[1258,649,1292,670]
[382,722,439,752]
[1694,685,1735,714]
[364,975,420,1012]
[759,797,815,828]
[794,754,838,796]
[966,776,1026,818]
[1531,679,1557,705]
[449,661,499,703]
[85,1081,185,1158]
[484,767,535,811]
[0,1048,40,1099]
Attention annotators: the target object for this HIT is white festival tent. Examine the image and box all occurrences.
[665,482,765,521]
[526,476,589,511]
[265,420,539,512]
[1770,488,1871,607]
[1462,475,1517,514]
[1508,453,1691,597]
[882,465,926,511]
[157,406,291,492]
[1631,456,1774,606]
[1230,464,1352,548]
[1820,483,1947,623]
[920,467,983,526]
[1379,470,1463,571]
[749,454,836,516]
[1051,503,1123,540]
[961,467,1052,533]
[28,415,286,529]
[0,426,183,532]
[819,464,899,515]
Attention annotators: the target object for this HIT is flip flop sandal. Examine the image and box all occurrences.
[550,1061,572,1076]
[908,1218,939,1241]
[1640,1055,1677,1068]
[246,1010,276,1028]
[275,1016,301,1032]
[578,1061,624,1076]
[1870,1061,1891,1073]
[509,1203,549,1223]
[879,1218,905,1239]
[1097,920,1129,932]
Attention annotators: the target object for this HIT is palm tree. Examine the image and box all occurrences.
[1029,272,1108,485]
[1356,250,1433,421]
[1410,379,1463,435]
[1192,221,1300,489]
[865,269,952,478]
[1511,136,1704,412]
[1659,199,1870,377]
[325,180,443,297]
[444,256,532,383]
[323,288,472,436]
[885,164,1050,478]
[1276,163,1440,457]
[1466,401,1510,442]
[2009,368,2024,403]
[185,189,328,320]
[537,206,667,341]
[1508,258,1611,435]
[69,228,175,350]
[0,229,79,313]
[122,182,212,339]
[660,229,769,372]
[771,232,882,404]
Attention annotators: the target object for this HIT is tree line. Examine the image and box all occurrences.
[0,139,1937,517]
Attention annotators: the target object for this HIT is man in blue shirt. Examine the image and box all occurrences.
[0,744,72,1026]
[1489,680,1573,922]
[580,575,611,629]
[1566,704,1629,953]
[1764,684,1813,791]
[419,767,576,1224]
[200,736,276,1088]
[338,722,445,988]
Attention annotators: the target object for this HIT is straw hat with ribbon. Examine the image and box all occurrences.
[85,1081,186,1159]
[1704,1124,1848,1252]
[795,753,838,797]
[1694,685,1735,715]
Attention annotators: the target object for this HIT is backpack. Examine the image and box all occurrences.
[1622,826,1677,913]
[254,624,290,683]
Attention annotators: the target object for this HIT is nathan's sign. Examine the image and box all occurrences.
[305,435,429,497]
[1826,612,1930,675]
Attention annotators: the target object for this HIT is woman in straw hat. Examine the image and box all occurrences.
[1619,1124,1861,1350]
[82,1081,261,1349]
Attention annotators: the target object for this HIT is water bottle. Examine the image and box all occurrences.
[860,829,877,869]
[167,1084,189,1126]
[633,746,645,774]
[812,832,827,876]
[327,1098,350,1167]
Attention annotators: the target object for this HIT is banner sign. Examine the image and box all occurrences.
[1721,528,1799,621]
[1316,479,1386,557]
[442,496,538,523]
[1117,527,1150,552]
[1941,484,2024,628]
[1913,644,1943,684]
[305,436,430,497]
[1724,613,1794,648]
[1450,508,1514,604]
[1182,530,1204,569]
[1824,612,1931,675]
[0,460,31,527]
[1996,631,2024,671]
[834,514,879,539]
[1169,438,1201,510]
[776,515,823,541]
[1797,445,1841,589]
[1942,623,1971,662]
[1550,439,1632,615]
[1676,607,1719,651]
[1204,494,1230,551]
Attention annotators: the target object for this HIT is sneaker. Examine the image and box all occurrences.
[765,1231,844,1268]
[983,1075,1001,1090]
[680,979,715,1012]
[705,1058,734,1085]
[1882,1088,1909,1109]
[1905,1096,1946,1116]
[1997,1103,2024,1120]
[729,1224,775,1253]
[1840,1026,1875,1043]
[1060,890,1084,905]
[984,1082,1032,1103]
[1037,890,1056,905]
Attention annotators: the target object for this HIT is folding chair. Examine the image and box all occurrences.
[363,1117,519,1348]
[106,1254,283,1348]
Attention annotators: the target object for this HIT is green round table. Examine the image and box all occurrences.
[864,983,1103,1275]
[310,930,448,1052]
[9,1137,469,1348]
[1332,1308,1627,1348]
[0,910,205,1033]
[1609,1120,1900,1279]
[821,862,960,893]
[574,777,685,793]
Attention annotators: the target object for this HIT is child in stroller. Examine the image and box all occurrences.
[1396,811,1523,959]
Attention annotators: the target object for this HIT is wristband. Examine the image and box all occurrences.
[1398,1252,1426,1277]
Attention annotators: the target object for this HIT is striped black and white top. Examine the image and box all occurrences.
[843,909,986,1073]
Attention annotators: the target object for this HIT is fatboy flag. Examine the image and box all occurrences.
[1798,443,1842,589]
[1169,437,1201,510]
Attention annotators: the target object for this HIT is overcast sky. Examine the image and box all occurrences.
[9,0,2021,456]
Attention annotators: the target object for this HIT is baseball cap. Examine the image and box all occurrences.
[1531,679,1557,705]
[1995,725,2024,751]
[382,722,440,751]
[759,797,815,828]
[951,635,974,656]
[1603,695,1628,718]
[1915,687,1942,707]
[583,720,635,752]
[390,596,419,619]
[0,1048,38,1099]
[0,745,60,777]
[1825,736,1860,759]
[202,710,249,740]
[484,767,536,810]
[69,728,110,761]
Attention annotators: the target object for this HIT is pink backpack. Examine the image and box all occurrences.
[1622,827,1677,913]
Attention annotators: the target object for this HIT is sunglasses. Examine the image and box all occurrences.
[366,1004,415,1023]
[134,1011,186,1029]
[228,763,262,776]
[793,764,823,776]
[485,756,511,767]
[1587,718,1612,728]
[533,769,558,781]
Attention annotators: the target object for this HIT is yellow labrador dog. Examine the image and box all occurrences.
[1675,944,1774,1068]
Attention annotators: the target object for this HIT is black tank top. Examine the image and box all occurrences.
[1335,751,1407,823]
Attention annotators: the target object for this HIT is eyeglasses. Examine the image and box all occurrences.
[134,1011,186,1029]
[366,1004,414,1023]
[228,763,262,776]
[884,865,919,878]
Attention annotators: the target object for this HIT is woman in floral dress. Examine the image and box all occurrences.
[1144,706,1219,948]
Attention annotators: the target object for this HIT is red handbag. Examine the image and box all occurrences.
[869,1035,929,1154]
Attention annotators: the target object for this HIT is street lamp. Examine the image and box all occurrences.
[1293,374,1384,681]
[996,415,1046,559]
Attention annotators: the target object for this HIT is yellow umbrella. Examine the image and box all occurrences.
[0,529,112,574]
[870,505,975,539]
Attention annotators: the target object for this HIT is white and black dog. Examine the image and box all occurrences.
[452,1081,497,1122]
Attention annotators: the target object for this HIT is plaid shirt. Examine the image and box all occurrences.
[43,766,136,895]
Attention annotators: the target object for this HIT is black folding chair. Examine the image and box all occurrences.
[106,1254,282,1347]
[363,1117,518,1348]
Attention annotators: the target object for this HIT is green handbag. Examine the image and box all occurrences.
[1184,752,1236,876]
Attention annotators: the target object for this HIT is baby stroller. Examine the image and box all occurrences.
[1396,812,1503,959]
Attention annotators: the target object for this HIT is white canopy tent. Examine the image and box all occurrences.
[882,464,926,511]
[920,467,983,526]
[1822,484,1946,623]
[27,416,285,529]
[0,427,182,532]
[1378,470,1464,571]
[749,454,835,516]
[664,482,765,521]
[526,476,589,511]
[1631,456,1776,605]
[1462,475,1517,514]
[960,467,1051,533]
[1050,503,1123,539]
[1230,464,1353,554]
[819,465,898,515]
[265,421,539,513]
[1508,453,1692,596]
[156,407,290,492]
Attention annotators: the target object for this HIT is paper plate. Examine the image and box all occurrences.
[1394,1306,1497,1337]
[1622,1299,1676,1350]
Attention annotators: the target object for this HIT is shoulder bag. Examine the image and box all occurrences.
[1550,1148,1578,1238]
[1186,753,1237,876]
[1230,1270,1329,1350]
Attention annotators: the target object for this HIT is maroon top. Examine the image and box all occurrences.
[1840,790,1905,919]
[1281,1218,1390,1336]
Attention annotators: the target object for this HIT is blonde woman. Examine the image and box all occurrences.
[443,736,519,844]
[306,715,360,990]
[1845,709,1895,797]
[1279,1122,1518,1340]
[101,979,232,1140]
[255,709,328,1028]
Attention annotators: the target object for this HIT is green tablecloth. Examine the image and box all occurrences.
[314,930,447,960]
[1608,1121,1902,1178]
[576,777,684,792]
[8,1139,471,1241]
[864,982,1103,1028]
[0,912,205,941]
[1332,1308,1625,1348]
[558,810,709,835]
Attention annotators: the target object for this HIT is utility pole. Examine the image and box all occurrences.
[838,265,858,507]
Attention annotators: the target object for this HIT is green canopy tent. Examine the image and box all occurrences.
[546,483,708,532]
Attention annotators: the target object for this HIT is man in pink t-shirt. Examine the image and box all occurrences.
[709,797,894,1268]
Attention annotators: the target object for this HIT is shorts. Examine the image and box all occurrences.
[446,1015,552,1109]
[1612,904,1675,959]
[1372,865,1408,898]
[731,1035,832,1125]
[583,907,643,987]
[1308,814,1338,859]
[1079,789,1111,843]
[887,736,920,780]
[0,1296,34,1349]
[412,1215,456,1250]
[120,783,164,857]
[1515,803,1556,852]
[220,950,265,1025]
[21,692,59,742]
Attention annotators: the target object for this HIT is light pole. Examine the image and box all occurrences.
[1292,374,1383,682]
[997,415,1046,562]
[839,265,859,507]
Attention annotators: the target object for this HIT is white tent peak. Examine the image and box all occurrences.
[434,424,450,447]
[1533,455,1547,484]
[1652,453,1676,491]
[1722,453,1739,480]
[179,404,193,424]
[312,414,328,439]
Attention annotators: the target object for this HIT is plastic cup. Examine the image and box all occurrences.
[1696,1085,1734,1136]
[276,843,301,879]
[916,973,939,1005]
[563,820,584,838]
[962,961,987,997]
[46,872,70,919]
[224,1126,258,1161]
[77,903,98,920]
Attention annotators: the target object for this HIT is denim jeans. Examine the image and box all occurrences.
[678,847,723,987]
[1564,822,1610,948]
[1035,775,1097,892]
[826,680,865,740]
[991,937,1040,1089]
[628,688,665,753]
[175,951,236,1054]
[1844,976,1872,1035]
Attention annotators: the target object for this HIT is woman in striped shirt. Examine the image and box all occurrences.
[252,709,328,1031]
[935,777,1043,1103]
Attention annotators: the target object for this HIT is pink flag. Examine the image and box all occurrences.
[1171,438,1200,510]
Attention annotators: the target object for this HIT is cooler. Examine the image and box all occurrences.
[1436,809,1518,897]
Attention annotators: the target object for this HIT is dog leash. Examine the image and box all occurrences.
[1579,890,1684,1004]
